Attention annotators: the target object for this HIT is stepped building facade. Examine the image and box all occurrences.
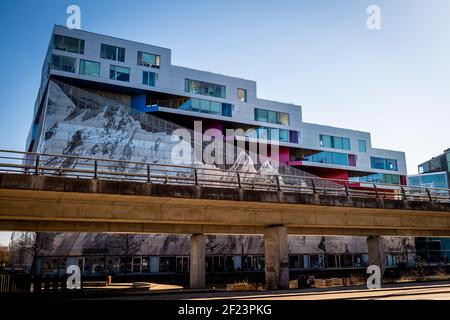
[15,25,413,277]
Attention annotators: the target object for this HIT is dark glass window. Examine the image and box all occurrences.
[254,108,290,125]
[303,151,353,166]
[110,65,130,82]
[185,79,226,99]
[101,44,125,62]
[53,35,84,54]
[371,157,398,171]
[51,54,76,73]
[176,98,232,117]
[320,134,351,150]
[79,59,100,77]
[142,71,156,86]
[255,109,268,122]
[138,51,160,68]
[358,140,367,152]
[159,256,176,272]
[289,130,299,143]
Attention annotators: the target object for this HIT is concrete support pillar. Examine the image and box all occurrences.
[367,236,386,274]
[264,225,289,290]
[189,233,205,289]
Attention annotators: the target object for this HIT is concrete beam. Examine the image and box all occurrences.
[190,234,205,289]
[264,225,289,290]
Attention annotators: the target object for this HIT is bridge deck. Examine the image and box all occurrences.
[1,173,450,236]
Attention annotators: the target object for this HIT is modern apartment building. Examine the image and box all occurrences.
[408,149,450,266]
[27,25,407,184]
[19,25,411,277]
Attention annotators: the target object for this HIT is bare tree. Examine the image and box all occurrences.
[318,236,328,268]
[15,232,56,275]
[0,246,9,267]
[109,234,140,275]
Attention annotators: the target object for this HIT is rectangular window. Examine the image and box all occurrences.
[177,98,231,117]
[267,110,277,124]
[289,130,299,144]
[142,71,156,86]
[110,65,130,82]
[279,129,289,142]
[200,99,210,113]
[370,157,398,171]
[254,108,290,125]
[210,101,221,114]
[101,44,125,62]
[257,127,269,140]
[79,59,100,77]
[277,112,290,126]
[255,109,268,122]
[53,34,84,54]
[320,134,350,150]
[237,88,247,102]
[320,135,332,148]
[185,79,226,99]
[51,54,76,73]
[137,51,160,68]
[358,140,367,152]
[222,103,232,117]
[348,154,357,166]
[350,173,400,185]
[304,151,352,166]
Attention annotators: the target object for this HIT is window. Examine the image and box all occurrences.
[101,44,125,62]
[138,51,160,68]
[254,108,290,125]
[110,65,130,82]
[408,172,448,190]
[141,257,149,273]
[370,157,398,171]
[185,79,226,99]
[348,154,357,166]
[51,54,76,73]
[349,173,400,185]
[255,109,268,122]
[237,88,247,102]
[178,98,231,116]
[79,59,100,77]
[252,127,290,142]
[320,134,351,150]
[358,140,367,152]
[268,110,277,123]
[159,256,176,273]
[53,35,84,54]
[142,71,156,86]
[132,257,141,273]
[304,151,355,166]
[289,130,299,144]
[277,112,290,126]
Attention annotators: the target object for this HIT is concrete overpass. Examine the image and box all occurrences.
[1,173,450,290]
[1,150,450,290]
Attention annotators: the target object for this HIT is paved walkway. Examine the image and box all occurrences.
[86,280,450,300]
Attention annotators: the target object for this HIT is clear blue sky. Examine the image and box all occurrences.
[0,0,449,245]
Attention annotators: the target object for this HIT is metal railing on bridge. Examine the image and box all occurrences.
[0,149,449,203]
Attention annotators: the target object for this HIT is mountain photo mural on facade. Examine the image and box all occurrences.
[41,80,182,166]
[20,79,415,275]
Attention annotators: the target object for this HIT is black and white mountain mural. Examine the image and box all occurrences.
[27,80,414,261]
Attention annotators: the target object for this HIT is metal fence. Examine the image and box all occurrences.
[0,149,449,203]
[0,273,31,294]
